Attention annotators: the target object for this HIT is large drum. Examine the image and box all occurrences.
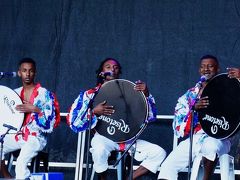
[93,79,148,143]
[198,73,240,139]
[0,85,24,134]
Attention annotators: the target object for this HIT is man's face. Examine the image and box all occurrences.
[102,60,120,81]
[18,62,36,85]
[199,58,219,80]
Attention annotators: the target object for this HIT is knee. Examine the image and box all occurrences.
[158,147,167,159]
[150,145,167,159]
[91,146,111,165]
[91,144,107,156]
[202,143,218,155]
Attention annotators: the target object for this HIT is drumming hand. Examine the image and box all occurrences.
[16,101,41,113]
[227,67,240,79]
[134,80,149,97]
[93,100,115,116]
[195,96,209,110]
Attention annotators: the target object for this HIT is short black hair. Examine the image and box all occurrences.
[96,57,122,75]
[95,57,122,84]
[18,57,36,70]
[200,55,219,66]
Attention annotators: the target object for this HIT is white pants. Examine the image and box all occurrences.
[2,134,46,179]
[158,134,231,180]
[90,133,166,173]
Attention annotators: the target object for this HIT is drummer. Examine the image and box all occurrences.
[158,55,232,180]
[67,58,166,180]
[0,58,60,179]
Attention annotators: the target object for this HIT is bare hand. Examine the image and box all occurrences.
[15,100,41,113]
[227,67,240,79]
[93,100,115,116]
[195,96,209,110]
[134,80,149,97]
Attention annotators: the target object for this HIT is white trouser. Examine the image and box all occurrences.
[90,133,166,173]
[158,134,231,180]
[1,134,46,179]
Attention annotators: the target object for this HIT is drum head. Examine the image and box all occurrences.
[93,79,148,143]
[0,85,24,134]
[198,73,240,139]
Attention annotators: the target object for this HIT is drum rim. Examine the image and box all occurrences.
[207,72,240,82]
[95,79,149,143]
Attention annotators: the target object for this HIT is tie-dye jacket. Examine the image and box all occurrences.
[67,85,157,133]
[14,83,60,143]
[173,84,203,138]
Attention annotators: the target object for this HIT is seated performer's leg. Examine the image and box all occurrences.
[202,156,218,180]
[133,139,166,179]
[200,136,231,180]
[0,134,21,178]
[15,136,45,179]
[158,134,205,180]
[0,160,12,178]
[157,139,190,180]
[97,170,107,180]
[90,133,119,179]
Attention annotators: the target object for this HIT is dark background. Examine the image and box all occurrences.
[0,0,240,179]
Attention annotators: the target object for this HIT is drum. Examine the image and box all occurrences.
[0,85,24,134]
[198,73,240,139]
[93,79,148,143]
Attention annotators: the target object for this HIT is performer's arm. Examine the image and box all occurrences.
[16,90,59,132]
[134,80,156,122]
[67,91,98,133]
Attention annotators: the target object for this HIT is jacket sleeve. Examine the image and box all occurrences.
[173,86,201,138]
[146,94,157,122]
[67,90,97,133]
[172,91,190,137]
[34,90,59,133]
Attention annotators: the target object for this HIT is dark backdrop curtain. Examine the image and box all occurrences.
[0,0,240,172]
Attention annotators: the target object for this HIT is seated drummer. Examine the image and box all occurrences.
[158,55,235,180]
[0,58,60,179]
[67,58,166,180]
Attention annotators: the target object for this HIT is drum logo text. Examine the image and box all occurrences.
[99,115,130,135]
[202,114,229,134]
[3,96,15,114]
